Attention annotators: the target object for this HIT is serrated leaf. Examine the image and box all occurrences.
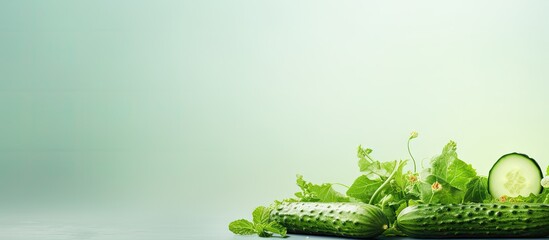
[294,175,349,202]
[381,161,397,174]
[359,161,388,180]
[309,183,350,202]
[420,175,463,204]
[255,224,273,237]
[357,145,373,161]
[252,206,271,224]
[358,159,395,180]
[508,189,549,203]
[346,175,383,202]
[463,176,491,203]
[430,141,477,190]
[358,157,370,172]
[296,174,309,192]
[229,219,256,235]
[357,146,383,176]
[295,174,319,202]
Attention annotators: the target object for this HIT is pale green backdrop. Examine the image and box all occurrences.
[1,1,549,239]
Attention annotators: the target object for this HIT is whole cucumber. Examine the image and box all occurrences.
[396,203,549,238]
[270,202,389,238]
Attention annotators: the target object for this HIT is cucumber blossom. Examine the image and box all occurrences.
[396,203,549,238]
[270,202,389,238]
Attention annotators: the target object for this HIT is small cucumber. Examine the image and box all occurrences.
[396,203,549,238]
[270,202,389,238]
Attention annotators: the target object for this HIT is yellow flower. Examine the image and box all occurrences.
[409,131,418,140]
[499,195,508,202]
[431,181,442,192]
[408,174,417,184]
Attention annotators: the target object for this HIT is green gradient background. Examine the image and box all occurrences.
[1,1,549,238]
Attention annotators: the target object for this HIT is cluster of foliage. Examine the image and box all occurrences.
[230,132,549,237]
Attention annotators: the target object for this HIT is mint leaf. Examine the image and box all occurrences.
[255,224,273,237]
[463,176,491,203]
[264,221,287,237]
[346,175,383,202]
[252,206,271,224]
[229,219,256,235]
[430,141,477,190]
[229,206,287,238]
[258,232,273,237]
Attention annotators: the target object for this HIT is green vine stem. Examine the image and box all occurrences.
[408,131,418,172]
[369,160,401,204]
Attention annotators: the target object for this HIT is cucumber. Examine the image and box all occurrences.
[396,203,549,238]
[270,202,389,238]
[488,153,543,198]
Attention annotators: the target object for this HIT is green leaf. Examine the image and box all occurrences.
[229,219,256,235]
[508,189,549,203]
[359,160,380,177]
[295,174,318,201]
[252,206,271,224]
[255,224,273,237]
[390,160,408,189]
[264,221,287,237]
[295,175,349,202]
[394,200,409,217]
[430,141,477,190]
[346,175,383,202]
[463,176,491,203]
[357,145,374,162]
[546,165,549,176]
[358,157,373,172]
[258,231,273,237]
[357,146,387,178]
[420,175,464,204]
[383,225,406,237]
[309,184,349,202]
[360,159,398,180]
[381,161,397,174]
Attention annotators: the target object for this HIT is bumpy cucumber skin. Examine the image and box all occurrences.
[270,202,389,238]
[396,203,549,238]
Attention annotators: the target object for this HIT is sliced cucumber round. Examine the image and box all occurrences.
[488,153,543,198]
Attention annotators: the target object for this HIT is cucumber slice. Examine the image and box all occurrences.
[488,153,543,198]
